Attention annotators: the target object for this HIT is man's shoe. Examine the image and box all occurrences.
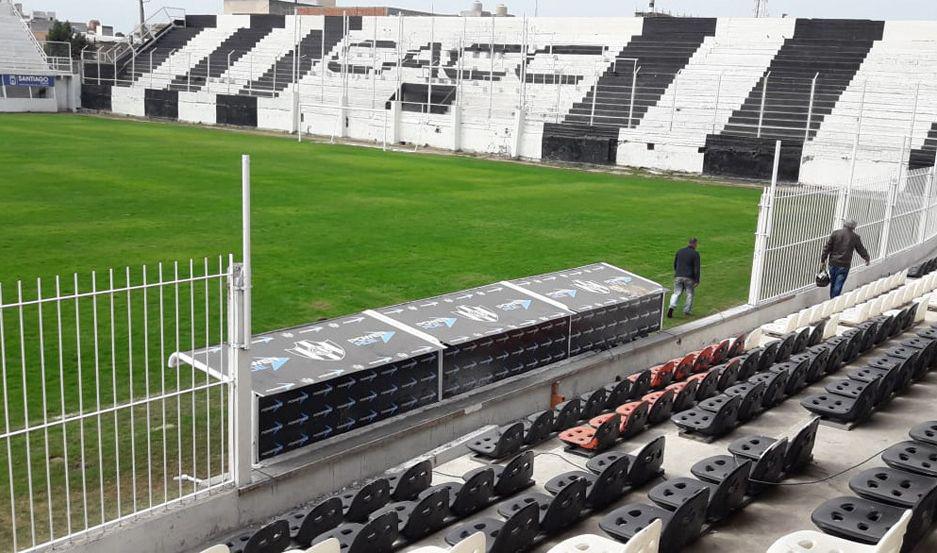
[667,308,674,319]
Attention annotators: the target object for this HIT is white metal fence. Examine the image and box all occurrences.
[749,141,937,304]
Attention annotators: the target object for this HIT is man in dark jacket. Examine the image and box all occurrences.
[821,219,871,298]
[668,238,700,318]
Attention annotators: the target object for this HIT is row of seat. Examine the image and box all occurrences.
[600,417,819,553]
[908,255,937,278]
[802,302,932,425]
[768,420,937,552]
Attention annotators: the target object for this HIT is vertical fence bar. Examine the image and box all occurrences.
[142,265,152,509]
[749,140,782,305]
[804,73,817,142]
[629,66,639,129]
[757,71,770,138]
[230,155,254,485]
[36,278,54,538]
[711,71,723,134]
[109,270,122,519]
[0,284,16,553]
[54,276,71,536]
[881,136,908,258]
[17,281,36,547]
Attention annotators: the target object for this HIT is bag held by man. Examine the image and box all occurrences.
[815,265,830,288]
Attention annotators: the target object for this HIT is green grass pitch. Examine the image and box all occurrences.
[0,113,759,331]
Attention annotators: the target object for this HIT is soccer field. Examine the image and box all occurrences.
[0,113,759,331]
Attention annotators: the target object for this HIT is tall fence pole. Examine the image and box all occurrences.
[749,140,783,305]
[229,155,254,486]
[803,72,817,142]
[757,71,770,138]
[629,65,639,129]
[711,70,723,134]
[880,137,908,259]
[669,70,678,131]
[918,149,937,243]
[589,69,598,125]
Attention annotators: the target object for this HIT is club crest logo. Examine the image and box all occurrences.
[287,340,346,361]
[573,279,610,294]
[453,305,499,322]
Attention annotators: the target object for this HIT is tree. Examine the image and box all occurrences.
[46,20,90,59]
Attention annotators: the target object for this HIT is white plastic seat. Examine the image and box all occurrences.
[831,295,846,313]
[915,294,931,323]
[410,533,485,553]
[794,309,813,329]
[819,300,835,319]
[745,327,764,351]
[763,313,798,336]
[822,313,841,340]
[840,303,870,326]
[548,519,661,553]
[900,286,915,305]
[868,297,885,317]
[199,546,230,553]
[766,509,911,553]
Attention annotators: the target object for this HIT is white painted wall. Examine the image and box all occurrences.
[110,86,146,117]
[178,90,217,124]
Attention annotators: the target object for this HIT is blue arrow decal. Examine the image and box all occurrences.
[360,410,378,423]
[262,443,284,457]
[252,357,289,372]
[336,419,355,431]
[289,413,310,426]
[288,434,310,448]
[313,426,333,439]
[260,400,283,413]
[287,391,309,404]
[379,331,395,343]
[313,405,333,417]
[261,421,283,435]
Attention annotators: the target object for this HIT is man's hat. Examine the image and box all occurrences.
[844,219,858,229]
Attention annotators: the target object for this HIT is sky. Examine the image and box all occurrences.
[18,0,937,35]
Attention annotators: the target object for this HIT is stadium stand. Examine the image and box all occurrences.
[81,15,937,183]
[0,1,51,74]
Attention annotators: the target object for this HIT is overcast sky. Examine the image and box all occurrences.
[20,0,937,34]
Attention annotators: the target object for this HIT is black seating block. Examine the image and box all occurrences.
[823,339,847,373]
[793,327,810,354]
[775,333,796,362]
[901,338,937,377]
[728,435,776,461]
[540,477,589,534]
[495,451,536,496]
[446,502,540,553]
[604,380,633,409]
[737,349,761,380]
[842,330,864,363]
[646,389,675,424]
[400,487,450,540]
[389,460,433,501]
[849,466,937,509]
[468,422,525,459]
[807,323,824,347]
[671,380,699,412]
[693,370,720,400]
[747,438,789,493]
[802,388,876,424]
[619,401,650,440]
[581,389,609,420]
[910,421,937,446]
[649,460,750,521]
[554,399,582,432]
[759,342,780,372]
[882,441,937,477]
[724,381,766,421]
[342,478,392,522]
[523,410,555,445]
[238,520,290,553]
[671,394,740,437]
[588,455,633,508]
[811,496,906,546]
[600,488,708,553]
[628,370,652,399]
[784,417,820,473]
[714,361,740,390]
[627,436,667,486]
[451,467,495,517]
[847,366,894,405]
[295,497,344,546]
[916,325,937,340]
[769,359,809,395]
[690,455,738,484]
[543,471,594,496]
[748,371,788,407]
[886,348,924,387]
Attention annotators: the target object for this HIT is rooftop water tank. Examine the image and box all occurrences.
[471,1,483,14]
[495,3,508,16]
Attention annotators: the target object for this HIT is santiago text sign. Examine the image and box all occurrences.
[2,74,53,87]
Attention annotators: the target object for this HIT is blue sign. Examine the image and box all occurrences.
[2,74,53,87]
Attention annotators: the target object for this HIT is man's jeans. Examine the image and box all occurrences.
[670,277,696,314]
[829,265,850,298]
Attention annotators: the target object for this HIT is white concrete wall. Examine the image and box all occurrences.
[178,90,217,124]
[111,86,146,117]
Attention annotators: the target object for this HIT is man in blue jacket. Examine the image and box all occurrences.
[668,238,700,318]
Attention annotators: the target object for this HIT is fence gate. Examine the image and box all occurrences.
[0,255,241,552]
[749,144,937,305]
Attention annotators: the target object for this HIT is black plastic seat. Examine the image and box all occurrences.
[294,497,344,547]
[445,501,540,553]
[626,370,652,399]
[644,389,676,424]
[314,510,399,553]
[801,378,876,425]
[769,358,809,395]
[543,454,631,509]
[692,438,788,495]
[581,388,609,420]
[713,360,740,391]
[522,410,555,446]
[498,477,587,534]
[736,349,761,380]
[901,337,937,380]
[882,348,920,392]
[671,394,740,437]
[340,478,392,523]
[553,399,582,432]
[820,340,847,374]
[723,381,765,422]
[375,487,450,540]
[807,346,832,382]
[600,488,708,553]
[847,366,895,405]
[388,460,433,501]
[584,435,666,488]
[775,333,796,362]
[882,441,937,477]
[647,459,751,521]
[810,496,907,546]
[668,380,699,413]
[910,421,937,446]
[825,377,878,401]
[849,466,937,509]
[228,520,291,553]
[758,341,780,372]
[604,380,633,409]
[688,370,720,400]
[748,371,788,407]
[468,422,525,460]
[793,327,811,354]
[727,417,818,474]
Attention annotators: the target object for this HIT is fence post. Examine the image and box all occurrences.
[757,71,770,138]
[669,70,679,131]
[207,53,211,89]
[748,140,782,305]
[880,137,908,259]
[918,150,937,243]
[229,155,254,486]
[589,70,597,125]
[629,65,639,129]
[711,70,723,134]
[149,50,154,88]
[228,51,233,94]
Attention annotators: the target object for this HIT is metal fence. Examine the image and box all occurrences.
[749,141,937,305]
[0,158,258,552]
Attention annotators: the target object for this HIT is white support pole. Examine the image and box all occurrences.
[629,66,639,129]
[804,72,817,142]
[711,70,723,134]
[669,70,678,132]
[589,69,597,125]
[186,53,191,92]
[488,17,495,119]
[227,50,233,94]
[229,155,254,486]
[917,149,937,243]
[293,6,300,136]
[749,140,783,305]
[757,71,770,138]
[908,81,921,139]
[880,136,908,258]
